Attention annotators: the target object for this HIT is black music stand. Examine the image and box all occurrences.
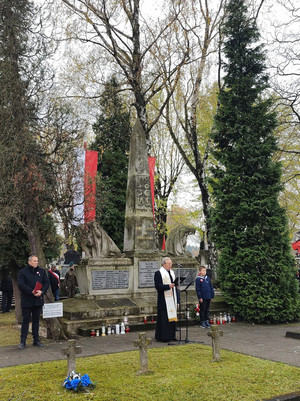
[174,276,185,344]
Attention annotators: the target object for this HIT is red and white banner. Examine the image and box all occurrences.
[148,156,156,221]
[73,147,98,225]
[84,150,98,223]
[292,240,300,253]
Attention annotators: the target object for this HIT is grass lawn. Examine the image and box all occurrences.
[0,312,299,401]
[0,311,22,346]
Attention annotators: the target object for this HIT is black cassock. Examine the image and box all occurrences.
[154,270,176,342]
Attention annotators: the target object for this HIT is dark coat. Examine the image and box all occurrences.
[18,264,49,308]
[48,269,60,293]
[154,269,176,341]
[195,275,214,300]
[0,277,13,294]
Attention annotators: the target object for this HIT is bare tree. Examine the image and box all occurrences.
[159,0,226,269]
[266,0,300,123]
[58,0,189,142]
[262,0,300,231]
[150,120,185,248]
[38,99,86,249]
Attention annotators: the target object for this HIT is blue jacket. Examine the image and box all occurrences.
[195,275,214,300]
[18,264,49,308]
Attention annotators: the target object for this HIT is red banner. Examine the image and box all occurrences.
[148,156,156,221]
[84,150,98,223]
[162,235,166,251]
[292,240,300,252]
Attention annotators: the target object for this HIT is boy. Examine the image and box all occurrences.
[195,266,214,328]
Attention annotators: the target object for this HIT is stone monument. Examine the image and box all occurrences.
[61,118,200,336]
[123,118,157,254]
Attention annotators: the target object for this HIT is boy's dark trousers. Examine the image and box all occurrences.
[200,299,211,323]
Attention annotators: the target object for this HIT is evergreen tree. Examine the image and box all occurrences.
[210,0,299,323]
[90,77,131,250]
[0,0,54,264]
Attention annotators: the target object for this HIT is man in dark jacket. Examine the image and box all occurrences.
[17,255,49,349]
[65,262,78,298]
[1,273,13,313]
[48,265,60,301]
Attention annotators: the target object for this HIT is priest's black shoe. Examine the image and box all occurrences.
[18,342,26,350]
[33,341,43,347]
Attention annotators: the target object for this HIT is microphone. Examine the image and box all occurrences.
[176,263,183,268]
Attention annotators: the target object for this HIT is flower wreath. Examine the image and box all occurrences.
[63,371,96,392]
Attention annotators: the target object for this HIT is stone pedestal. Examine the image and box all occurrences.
[76,254,199,298]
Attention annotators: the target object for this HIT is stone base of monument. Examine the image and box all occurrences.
[60,295,156,336]
[58,292,228,336]
[57,254,229,336]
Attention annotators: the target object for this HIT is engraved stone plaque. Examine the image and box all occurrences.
[136,175,151,210]
[92,270,129,290]
[139,261,159,288]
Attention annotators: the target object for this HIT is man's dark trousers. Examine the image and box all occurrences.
[21,306,42,343]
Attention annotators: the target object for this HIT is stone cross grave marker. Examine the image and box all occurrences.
[134,332,152,375]
[61,339,82,376]
[207,325,223,362]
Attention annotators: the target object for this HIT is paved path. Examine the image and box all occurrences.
[0,322,300,369]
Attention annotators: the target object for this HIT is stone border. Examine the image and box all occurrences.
[262,391,300,401]
[285,331,300,340]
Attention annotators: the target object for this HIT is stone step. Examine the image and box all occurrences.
[77,318,203,337]
[60,293,229,336]
[75,309,232,337]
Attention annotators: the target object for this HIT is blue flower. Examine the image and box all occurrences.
[81,374,92,387]
[71,378,81,389]
[63,372,95,392]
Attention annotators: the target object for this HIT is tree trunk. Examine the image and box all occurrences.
[44,289,68,340]
[26,214,68,339]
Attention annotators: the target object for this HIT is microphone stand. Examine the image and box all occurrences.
[176,263,184,344]
[182,280,204,344]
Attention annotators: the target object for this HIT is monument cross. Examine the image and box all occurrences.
[134,332,152,375]
[207,325,223,362]
[61,339,82,376]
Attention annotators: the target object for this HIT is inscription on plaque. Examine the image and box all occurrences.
[136,175,151,210]
[139,261,159,288]
[92,270,129,290]
[138,263,197,288]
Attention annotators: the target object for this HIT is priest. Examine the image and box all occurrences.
[154,257,178,342]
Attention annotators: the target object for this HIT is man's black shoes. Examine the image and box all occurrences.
[18,341,44,348]
[33,341,43,347]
